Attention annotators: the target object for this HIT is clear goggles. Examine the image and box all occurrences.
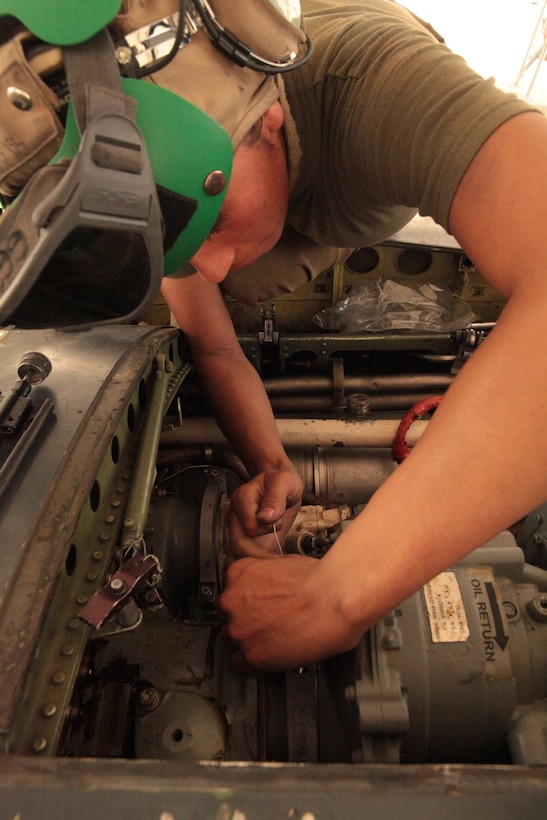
[116,0,312,77]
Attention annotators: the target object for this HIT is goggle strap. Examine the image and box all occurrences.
[62,28,134,135]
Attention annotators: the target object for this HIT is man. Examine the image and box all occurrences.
[161,0,547,669]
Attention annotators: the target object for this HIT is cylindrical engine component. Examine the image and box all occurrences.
[287,446,396,505]
[336,534,547,764]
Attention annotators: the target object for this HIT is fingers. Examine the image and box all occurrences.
[256,470,303,524]
[229,510,282,559]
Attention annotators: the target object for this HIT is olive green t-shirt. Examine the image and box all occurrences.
[222,0,535,304]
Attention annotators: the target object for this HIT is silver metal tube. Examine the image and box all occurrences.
[269,392,441,414]
[160,417,429,449]
[287,446,396,505]
[262,373,452,396]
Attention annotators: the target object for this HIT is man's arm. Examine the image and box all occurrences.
[220,111,547,669]
[161,273,303,545]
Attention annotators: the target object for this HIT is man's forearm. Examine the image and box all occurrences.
[192,345,293,477]
[320,289,547,636]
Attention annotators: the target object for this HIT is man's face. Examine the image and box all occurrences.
[188,102,289,283]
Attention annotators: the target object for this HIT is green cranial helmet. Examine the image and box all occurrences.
[0,1,311,329]
[0,0,123,45]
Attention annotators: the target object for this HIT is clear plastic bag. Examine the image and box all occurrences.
[313,277,478,333]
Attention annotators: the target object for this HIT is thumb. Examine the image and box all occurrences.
[256,474,291,523]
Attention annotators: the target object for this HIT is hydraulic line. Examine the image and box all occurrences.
[391,396,443,463]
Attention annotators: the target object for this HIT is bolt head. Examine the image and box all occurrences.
[203,170,226,196]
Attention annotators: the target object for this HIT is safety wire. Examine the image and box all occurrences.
[272,521,283,555]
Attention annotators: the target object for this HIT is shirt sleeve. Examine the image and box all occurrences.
[287,0,537,240]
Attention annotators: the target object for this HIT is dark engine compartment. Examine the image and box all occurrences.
[0,224,546,817]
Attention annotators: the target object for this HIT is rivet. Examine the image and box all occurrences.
[68,618,81,630]
[115,45,133,65]
[7,85,32,111]
[51,671,66,685]
[92,550,104,561]
[86,571,98,582]
[61,644,74,657]
[99,532,110,542]
[31,736,47,753]
[76,594,88,604]
[105,515,115,524]
[42,702,57,717]
[204,170,226,196]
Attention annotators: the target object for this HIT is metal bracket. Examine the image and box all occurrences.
[258,303,279,346]
[451,325,490,374]
[79,553,162,629]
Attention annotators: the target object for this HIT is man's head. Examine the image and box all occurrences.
[188,99,289,283]
[0,0,306,327]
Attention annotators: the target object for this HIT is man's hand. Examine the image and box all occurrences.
[229,467,303,556]
[219,551,362,671]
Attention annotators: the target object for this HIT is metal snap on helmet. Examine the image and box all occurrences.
[0,0,311,329]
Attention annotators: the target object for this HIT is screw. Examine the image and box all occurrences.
[200,585,214,601]
[110,578,126,595]
[7,86,32,110]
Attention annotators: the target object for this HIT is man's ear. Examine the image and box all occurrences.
[263,101,285,136]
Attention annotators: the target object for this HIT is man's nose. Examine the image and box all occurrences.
[189,246,234,284]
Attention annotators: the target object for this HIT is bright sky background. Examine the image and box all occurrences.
[404,0,547,104]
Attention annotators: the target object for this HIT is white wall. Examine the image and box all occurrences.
[404,0,547,104]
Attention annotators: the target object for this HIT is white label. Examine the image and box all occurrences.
[423,571,470,643]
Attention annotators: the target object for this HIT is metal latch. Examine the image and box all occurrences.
[79,553,162,629]
[258,303,279,345]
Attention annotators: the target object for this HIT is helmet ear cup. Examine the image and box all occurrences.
[55,79,233,275]
[126,79,233,275]
[0,0,122,45]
